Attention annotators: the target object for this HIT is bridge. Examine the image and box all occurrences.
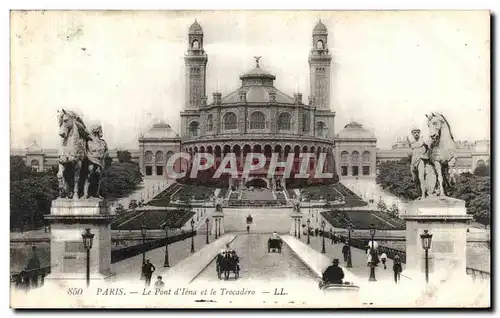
[10,183,490,308]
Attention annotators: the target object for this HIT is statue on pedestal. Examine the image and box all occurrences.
[409,113,456,199]
[56,109,109,199]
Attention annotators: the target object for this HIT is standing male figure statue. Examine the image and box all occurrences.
[407,127,430,199]
[84,124,109,199]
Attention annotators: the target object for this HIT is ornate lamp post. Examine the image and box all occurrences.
[190,219,195,253]
[140,224,147,264]
[307,219,311,244]
[81,228,94,288]
[321,220,326,253]
[163,224,170,267]
[214,218,218,239]
[294,217,297,237]
[369,224,377,282]
[347,223,353,268]
[420,229,433,283]
[205,218,210,244]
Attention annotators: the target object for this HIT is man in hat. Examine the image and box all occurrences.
[407,127,429,199]
[322,258,345,285]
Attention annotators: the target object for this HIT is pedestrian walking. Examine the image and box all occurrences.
[380,252,387,269]
[342,244,350,263]
[393,255,403,283]
[142,259,156,287]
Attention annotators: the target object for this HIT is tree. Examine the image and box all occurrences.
[100,162,143,199]
[376,157,491,225]
[474,164,490,177]
[116,150,132,163]
[376,156,420,201]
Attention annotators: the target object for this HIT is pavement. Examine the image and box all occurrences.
[111,234,215,281]
[296,232,406,284]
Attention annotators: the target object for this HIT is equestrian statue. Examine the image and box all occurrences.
[409,112,456,199]
[57,109,109,199]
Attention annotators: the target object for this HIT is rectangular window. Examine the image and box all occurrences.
[145,166,153,176]
[352,166,359,176]
[341,166,348,176]
[363,166,370,176]
[156,166,164,176]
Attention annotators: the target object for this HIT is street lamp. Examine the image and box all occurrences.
[294,217,297,237]
[214,218,218,239]
[307,219,311,244]
[347,223,353,268]
[420,229,433,283]
[81,228,94,288]
[140,224,147,264]
[205,218,210,244]
[163,225,170,267]
[190,219,195,253]
[369,224,377,282]
[321,220,326,253]
[298,218,301,239]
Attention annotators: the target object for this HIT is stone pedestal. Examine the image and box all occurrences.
[290,213,303,236]
[45,198,115,284]
[402,197,472,281]
[212,212,225,236]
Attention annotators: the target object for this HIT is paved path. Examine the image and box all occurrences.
[297,233,405,284]
[195,234,317,283]
[112,234,215,281]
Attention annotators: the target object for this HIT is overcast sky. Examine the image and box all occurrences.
[10,10,490,150]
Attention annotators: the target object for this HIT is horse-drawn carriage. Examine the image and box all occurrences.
[267,238,283,253]
[216,252,240,280]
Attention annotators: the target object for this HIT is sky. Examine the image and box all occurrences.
[10,10,490,150]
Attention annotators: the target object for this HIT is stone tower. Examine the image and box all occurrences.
[184,20,208,109]
[308,19,332,109]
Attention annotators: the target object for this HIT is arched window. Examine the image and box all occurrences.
[30,159,39,172]
[316,121,327,137]
[155,151,164,164]
[206,114,213,131]
[340,151,349,162]
[362,151,371,162]
[250,111,266,130]
[189,121,200,137]
[145,151,153,163]
[192,39,199,49]
[277,112,291,131]
[223,112,237,130]
[317,40,324,49]
[351,151,360,163]
[477,159,486,167]
[302,113,310,133]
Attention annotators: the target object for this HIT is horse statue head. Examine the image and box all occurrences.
[57,109,91,144]
[426,112,455,148]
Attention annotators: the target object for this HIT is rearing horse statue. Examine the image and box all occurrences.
[426,112,457,197]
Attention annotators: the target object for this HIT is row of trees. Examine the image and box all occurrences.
[10,151,143,232]
[376,156,491,225]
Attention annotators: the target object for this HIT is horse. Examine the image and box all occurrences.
[426,113,457,197]
[216,253,239,280]
[268,238,282,253]
[57,109,91,199]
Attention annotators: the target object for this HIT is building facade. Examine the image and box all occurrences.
[178,20,337,188]
[14,20,490,182]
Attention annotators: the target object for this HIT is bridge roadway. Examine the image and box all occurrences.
[194,234,318,283]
